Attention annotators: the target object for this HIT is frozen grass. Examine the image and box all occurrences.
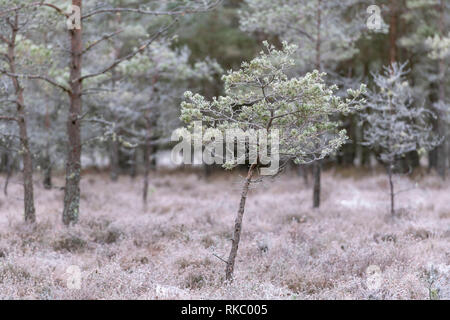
[0,168,448,299]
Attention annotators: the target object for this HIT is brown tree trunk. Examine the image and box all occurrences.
[436,0,447,179]
[109,139,120,182]
[142,143,150,204]
[63,0,83,225]
[389,0,398,65]
[3,152,12,196]
[312,161,321,208]
[312,0,322,208]
[43,150,52,190]
[43,105,52,189]
[225,164,256,281]
[17,107,35,223]
[130,149,137,178]
[8,15,36,223]
[109,18,121,183]
[387,165,395,215]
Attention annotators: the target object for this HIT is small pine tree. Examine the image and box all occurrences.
[240,0,366,208]
[179,42,366,281]
[361,62,441,215]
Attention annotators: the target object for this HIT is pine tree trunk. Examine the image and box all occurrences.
[110,139,119,182]
[43,150,52,190]
[389,0,398,65]
[313,161,321,208]
[130,149,137,179]
[428,149,438,172]
[142,142,152,205]
[436,0,447,180]
[43,103,52,190]
[312,0,322,208]
[63,0,83,225]
[8,16,35,223]
[18,107,36,223]
[3,153,11,196]
[142,113,154,204]
[387,165,395,215]
[225,164,256,281]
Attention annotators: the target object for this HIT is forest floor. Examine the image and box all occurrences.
[0,168,449,299]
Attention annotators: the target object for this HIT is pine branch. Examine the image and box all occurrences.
[82,30,124,55]
[0,1,67,17]
[0,115,18,122]
[77,20,177,83]
[0,69,71,93]
[81,0,222,20]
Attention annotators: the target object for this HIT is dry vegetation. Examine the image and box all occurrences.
[0,168,449,299]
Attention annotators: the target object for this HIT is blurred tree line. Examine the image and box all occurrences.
[0,0,448,223]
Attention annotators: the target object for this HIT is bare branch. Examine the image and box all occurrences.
[0,115,18,122]
[0,68,71,93]
[81,0,222,20]
[212,253,228,264]
[0,33,11,45]
[0,1,68,17]
[77,20,177,83]
[82,29,124,55]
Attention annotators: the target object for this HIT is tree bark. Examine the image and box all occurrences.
[109,139,120,182]
[43,150,52,189]
[312,0,322,208]
[436,0,447,180]
[17,107,35,223]
[142,143,150,204]
[387,165,395,215]
[389,0,398,65]
[63,0,83,225]
[225,163,256,281]
[109,19,121,183]
[7,15,36,223]
[312,161,321,208]
[3,152,11,196]
[130,148,137,178]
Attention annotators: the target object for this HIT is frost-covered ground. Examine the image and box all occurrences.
[0,168,449,299]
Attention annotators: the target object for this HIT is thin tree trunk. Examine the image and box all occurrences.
[63,0,83,225]
[388,165,395,215]
[312,161,321,208]
[3,153,11,196]
[8,15,36,223]
[109,139,120,182]
[109,18,121,183]
[389,0,398,65]
[142,143,150,204]
[312,0,322,208]
[142,76,158,204]
[225,163,256,281]
[130,148,137,179]
[43,150,52,189]
[42,35,52,191]
[18,111,35,223]
[436,0,447,179]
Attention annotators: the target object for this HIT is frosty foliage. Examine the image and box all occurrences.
[0,170,448,299]
[240,0,364,71]
[180,42,366,171]
[87,38,221,151]
[361,62,441,166]
[426,33,450,61]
